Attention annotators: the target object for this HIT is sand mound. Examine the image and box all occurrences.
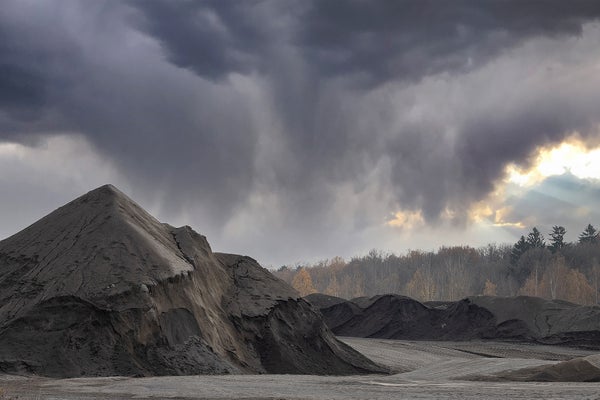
[0,185,386,377]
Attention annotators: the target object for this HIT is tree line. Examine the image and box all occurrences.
[273,224,600,305]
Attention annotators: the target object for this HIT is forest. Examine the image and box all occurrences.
[273,224,600,305]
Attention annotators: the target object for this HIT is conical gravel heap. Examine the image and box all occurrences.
[0,185,386,377]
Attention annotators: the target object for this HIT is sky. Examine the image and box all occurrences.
[1,1,600,267]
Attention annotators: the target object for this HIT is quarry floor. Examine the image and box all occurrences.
[1,338,599,400]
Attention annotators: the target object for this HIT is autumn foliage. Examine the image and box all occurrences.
[275,231,600,305]
[291,268,317,296]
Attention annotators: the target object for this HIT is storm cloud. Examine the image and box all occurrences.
[1,0,600,264]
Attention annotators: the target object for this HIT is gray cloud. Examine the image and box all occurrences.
[131,1,600,86]
[1,0,600,264]
[0,0,260,224]
[130,0,272,80]
[300,0,600,86]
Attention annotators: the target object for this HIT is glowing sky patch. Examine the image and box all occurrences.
[469,195,526,229]
[506,137,600,187]
[387,210,425,229]
[492,206,526,228]
[462,136,600,240]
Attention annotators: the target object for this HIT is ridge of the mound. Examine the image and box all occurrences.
[304,293,348,309]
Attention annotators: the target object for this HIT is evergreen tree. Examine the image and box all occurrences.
[579,224,598,244]
[511,235,529,265]
[526,227,545,248]
[549,225,567,253]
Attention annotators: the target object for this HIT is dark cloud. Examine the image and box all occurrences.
[130,1,600,86]
[123,0,600,222]
[129,0,273,80]
[0,2,79,135]
[301,0,600,86]
[1,0,600,264]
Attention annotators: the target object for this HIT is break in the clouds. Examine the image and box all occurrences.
[1,1,600,265]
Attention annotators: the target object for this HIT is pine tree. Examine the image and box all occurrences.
[579,224,598,244]
[549,225,567,253]
[526,227,545,248]
[511,235,529,265]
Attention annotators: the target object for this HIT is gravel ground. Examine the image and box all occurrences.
[1,338,599,400]
[341,337,598,373]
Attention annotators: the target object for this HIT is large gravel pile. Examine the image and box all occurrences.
[0,185,386,377]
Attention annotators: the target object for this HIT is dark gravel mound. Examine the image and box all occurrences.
[0,185,387,377]
[350,295,387,309]
[317,294,497,340]
[313,299,363,331]
[310,294,600,347]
